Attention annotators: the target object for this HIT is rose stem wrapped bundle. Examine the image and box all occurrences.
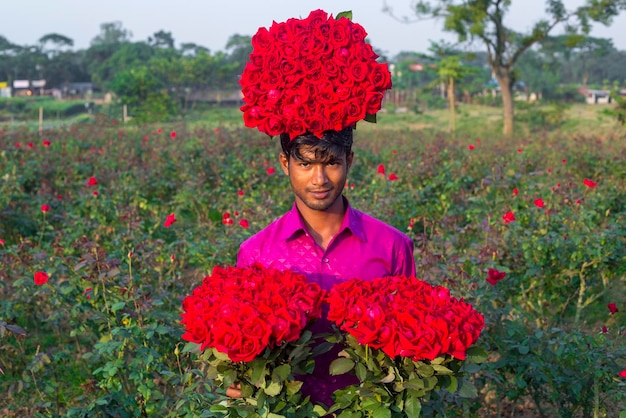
[325,275,485,414]
[180,263,326,414]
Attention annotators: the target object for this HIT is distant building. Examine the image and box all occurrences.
[579,87,626,104]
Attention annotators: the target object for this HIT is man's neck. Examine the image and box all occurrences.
[295,196,346,250]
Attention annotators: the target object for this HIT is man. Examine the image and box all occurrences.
[233,127,416,406]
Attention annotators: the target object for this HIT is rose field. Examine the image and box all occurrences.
[1,104,625,417]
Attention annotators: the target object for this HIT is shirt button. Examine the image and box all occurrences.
[323,258,329,263]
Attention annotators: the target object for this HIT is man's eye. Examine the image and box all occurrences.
[299,162,310,168]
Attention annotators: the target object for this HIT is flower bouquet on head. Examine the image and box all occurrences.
[239,9,392,140]
[325,275,487,417]
[180,263,327,417]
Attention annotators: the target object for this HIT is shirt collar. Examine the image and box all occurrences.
[279,197,366,242]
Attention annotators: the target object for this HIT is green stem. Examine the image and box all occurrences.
[38,212,46,246]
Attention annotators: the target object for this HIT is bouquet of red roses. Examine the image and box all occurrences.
[325,275,486,417]
[239,9,392,139]
[180,263,326,417]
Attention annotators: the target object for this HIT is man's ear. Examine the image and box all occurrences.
[279,153,289,175]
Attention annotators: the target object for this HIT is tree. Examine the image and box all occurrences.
[148,30,175,49]
[384,0,626,136]
[38,33,74,57]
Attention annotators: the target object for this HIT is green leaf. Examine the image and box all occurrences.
[372,406,391,418]
[355,362,367,382]
[416,363,434,377]
[364,113,377,123]
[329,358,355,375]
[335,11,353,20]
[263,380,282,396]
[181,342,201,354]
[271,364,291,382]
[404,395,422,417]
[250,360,267,386]
[465,346,489,363]
[445,375,458,393]
[285,380,303,396]
[458,380,478,398]
[431,364,454,375]
[111,301,126,312]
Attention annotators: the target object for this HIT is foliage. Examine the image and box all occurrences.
[602,84,626,126]
[0,107,625,416]
[385,0,626,135]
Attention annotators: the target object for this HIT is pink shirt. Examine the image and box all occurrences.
[237,199,416,407]
[237,200,416,290]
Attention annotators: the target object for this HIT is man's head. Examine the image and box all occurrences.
[279,128,354,164]
[279,129,354,212]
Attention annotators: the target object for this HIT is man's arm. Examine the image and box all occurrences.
[397,236,417,277]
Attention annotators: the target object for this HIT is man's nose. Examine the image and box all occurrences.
[311,165,328,185]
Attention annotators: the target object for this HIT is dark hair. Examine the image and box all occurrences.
[279,128,353,163]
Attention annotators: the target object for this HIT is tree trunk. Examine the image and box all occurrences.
[448,77,455,132]
[495,69,514,137]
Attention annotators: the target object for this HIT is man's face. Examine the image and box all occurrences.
[280,145,353,212]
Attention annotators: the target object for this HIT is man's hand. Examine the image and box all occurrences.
[226,383,242,398]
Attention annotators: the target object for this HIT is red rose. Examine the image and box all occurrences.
[34,271,49,286]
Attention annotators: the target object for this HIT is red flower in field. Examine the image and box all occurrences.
[237,189,244,196]
[86,177,98,187]
[607,303,619,314]
[170,131,177,138]
[517,148,523,154]
[502,211,516,224]
[583,178,597,188]
[486,268,506,286]
[533,198,545,208]
[468,144,475,150]
[547,168,552,174]
[388,173,399,181]
[392,150,397,155]
[143,135,149,141]
[34,271,49,286]
[0,238,5,245]
[476,138,481,143]
[84,287,93,300]
[266,167,275,175]
[92,191,99,197]
[42,140,51,147]
[56,195,62,200]
[601,326,608,333]
[163,213,177,228]
[576,199,581,205]
[562,158,566,163]
[27,142,34,148]
[157,128,163,134]
[512,188,519,196]
[239,219,249,228]
[619,370,626,379]
[15,142,21,148]
[41,204,50,213]
[377,164,385,175]
[222,218,234,225]
[214,128,219,133]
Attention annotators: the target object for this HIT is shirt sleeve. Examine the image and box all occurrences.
[396,236,416,277]
[236,243,253,267]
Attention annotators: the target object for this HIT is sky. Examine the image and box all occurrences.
[2,0,626,58]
